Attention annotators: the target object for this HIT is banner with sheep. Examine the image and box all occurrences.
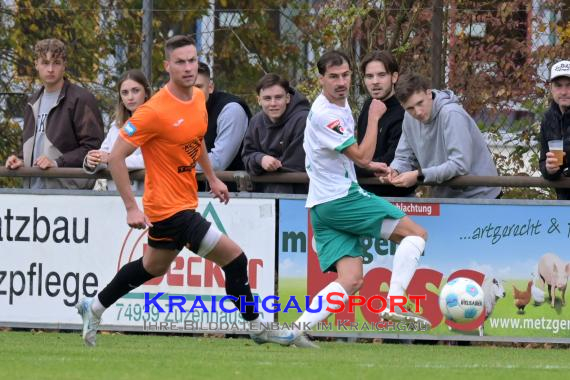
[279,199,570,343]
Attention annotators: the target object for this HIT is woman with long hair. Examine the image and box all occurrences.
[83,69,151,190]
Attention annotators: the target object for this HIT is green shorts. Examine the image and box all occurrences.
[310,183,406,273]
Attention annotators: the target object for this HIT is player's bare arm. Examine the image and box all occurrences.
[108,137,152,228]
[367,161,390,176]
[197,140,229,204]
[343,99,386,167]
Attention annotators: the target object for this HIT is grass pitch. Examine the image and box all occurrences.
[1,330,569,380]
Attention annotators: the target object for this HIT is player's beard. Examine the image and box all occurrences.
[173,74,196,89]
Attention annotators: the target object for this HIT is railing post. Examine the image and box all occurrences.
[141,0,153,83]
[233,171,253,192]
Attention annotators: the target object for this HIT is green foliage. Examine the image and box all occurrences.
[290,0,432,111]
[0,120,23,188]
[448,0,568,197]
[479,96,554,199]
[1,1,569,198]
[0,0,210,181]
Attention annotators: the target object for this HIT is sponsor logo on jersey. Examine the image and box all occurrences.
[123,121,137,136]
[326,119,344,134]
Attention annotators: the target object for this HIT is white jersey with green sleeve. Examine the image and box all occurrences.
[304,93,357,208]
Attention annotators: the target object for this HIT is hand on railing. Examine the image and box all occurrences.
[5,155,24,170]
[3,167,570,189]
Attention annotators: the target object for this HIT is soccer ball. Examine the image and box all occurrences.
[439,277,485,323]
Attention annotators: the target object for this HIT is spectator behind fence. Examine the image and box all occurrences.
[539,60,570,200]
[194,62,251,188]
[5,38,104,189]
[379,73,501,199]
[242,73,309,194]
[83,69,150,191]
[356,50,415,197]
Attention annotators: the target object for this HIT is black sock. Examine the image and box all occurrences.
[222,252,259,322]
[97,257,155,308]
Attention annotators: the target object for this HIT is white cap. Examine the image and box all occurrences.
[550,60,570,81]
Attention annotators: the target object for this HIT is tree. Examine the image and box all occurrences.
[448,0,569,198]
[0,0,118,187]
[0,0,208,187]
[1,1,568,197]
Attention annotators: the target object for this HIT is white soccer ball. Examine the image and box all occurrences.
[439,277,485,323]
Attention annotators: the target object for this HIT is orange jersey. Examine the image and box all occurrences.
[120,85,208,222]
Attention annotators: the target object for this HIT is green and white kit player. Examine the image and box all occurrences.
[283,51,431,348]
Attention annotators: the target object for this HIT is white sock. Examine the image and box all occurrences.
[90,296,106,318]
[388,236,425,299]
[295,281,348,332]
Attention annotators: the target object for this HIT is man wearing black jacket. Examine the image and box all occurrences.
[242,73,309,193]
[356,50,415,197]
[194,62,251,173]
[540,60,570,199]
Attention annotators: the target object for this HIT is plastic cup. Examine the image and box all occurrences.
[548,139,564,165]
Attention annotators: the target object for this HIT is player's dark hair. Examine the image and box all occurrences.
[317,50,351,75]
[165,35,196,59]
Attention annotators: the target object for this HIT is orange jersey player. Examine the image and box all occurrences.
[75,35,295,348]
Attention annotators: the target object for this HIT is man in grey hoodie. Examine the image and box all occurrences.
[380,73,500,198]
[242,73,310,193]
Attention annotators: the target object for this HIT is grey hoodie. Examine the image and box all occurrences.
[242,88,310,193]
[391,90,500,199]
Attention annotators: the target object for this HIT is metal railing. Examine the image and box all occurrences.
[2,167,570,192]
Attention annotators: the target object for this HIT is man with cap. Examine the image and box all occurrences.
[539,60,570,199]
